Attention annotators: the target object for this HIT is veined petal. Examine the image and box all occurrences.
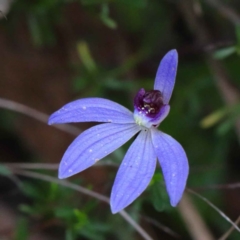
[154,50,178,104]
[151,128,189,206]
[59,123,140,179]
[49,98,134,125]
[110,130,157,213]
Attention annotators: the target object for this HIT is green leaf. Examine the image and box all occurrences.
[100,4,117,29]
[81,0,111,5]
[28,14,42,47]
[72,76,89,92]
[73,209,88,229]
[150,183,169,212]
[150,172,163,186]
[19,204,34,215]
[55,207,74,218]
[77,41,97,72]
[148,172,170,212]
[48,182,59,201]
[217,118,234,135]
[200,103,240,129]
[116,0,147,8]
[65,229,75,240]
[200,108,227,128]
[101,16,117,29]
[0,165,11,176]
[14,217,29,240]
[21,182,45,199]
[236,25,240,48]
[213,46,236,59]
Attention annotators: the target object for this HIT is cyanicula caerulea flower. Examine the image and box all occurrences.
[48,49,189,214]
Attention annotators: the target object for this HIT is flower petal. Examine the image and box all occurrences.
[151,128,189,206]
[49,98,134,125]
[150,104,170,125]
[154,50,178,104]
[110,130,157,213]
[59,123,140,179]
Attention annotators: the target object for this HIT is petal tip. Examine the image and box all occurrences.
[168,49,178,56]
[168,181,187,207]
[154,49,179,103]
[110,200,123,214]
[110,205,119,214]
[58,170,73,179]
[48,113,56,125]
[162,49,178,66]
[170,198,179,207]
[58,174,65,180]
[166,49,178,62]
[110,192,126,214]
[58,169,68,179]
[58,161,73,179]
[48,119,54,125]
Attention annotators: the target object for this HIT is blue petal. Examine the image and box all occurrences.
[150,104,170,126]
[154,50,178,104]
[49,98,134,125]
[110,130,157,213]
[151,128,189,206]
[59,123,140,179]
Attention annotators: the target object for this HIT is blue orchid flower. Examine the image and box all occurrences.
[48,49,189,214]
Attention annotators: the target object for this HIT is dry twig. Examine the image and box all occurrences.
[178,194,214,240]
[218,216,240,240]
[0,98,81,136]
[188,189,240,233]
[204,0,240,25]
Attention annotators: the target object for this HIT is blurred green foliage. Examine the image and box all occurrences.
[18,180,112,239]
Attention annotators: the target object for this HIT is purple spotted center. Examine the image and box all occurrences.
[134,88,164,118]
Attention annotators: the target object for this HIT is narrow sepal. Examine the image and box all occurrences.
[49,98,134,125]
[110,130,157,213]
[154,50,178,104]
[151,128,189,206]
[59,123,140,179]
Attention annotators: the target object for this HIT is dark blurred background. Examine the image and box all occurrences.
[0,0,240,239]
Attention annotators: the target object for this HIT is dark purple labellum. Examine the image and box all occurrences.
[134,88,164,117]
